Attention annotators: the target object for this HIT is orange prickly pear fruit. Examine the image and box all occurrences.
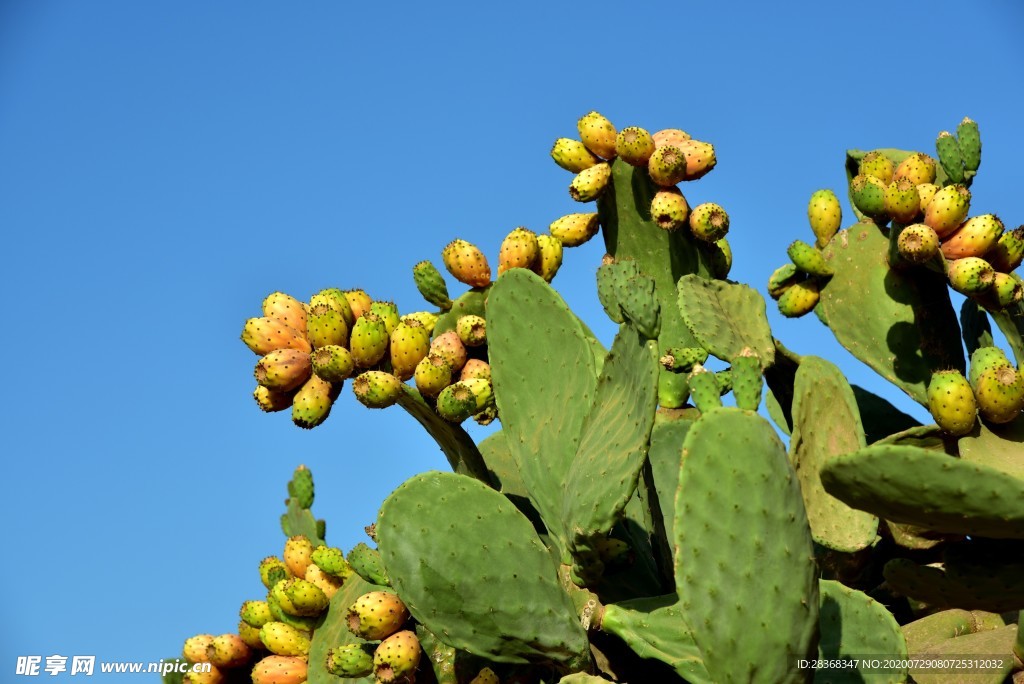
[460,358,491,382]
[346,591,410,641]
[941,214,1004,260]
[924,184,971,239]
[577,111,617,159]
[652,128,691,148]
[344,289,373,320]
[893,152,937,185]
[283,535,313,579]
[255,349,312,392]
[250,655,307,684]
[207,634,251,669]
[242,317,311,356]
[183,634,214,663]
[676,138,716,180]
[262,292,307,336]
[429,330,467,373]
[498,227,540,275]
[253,385,296,413]
[442,239,491,288]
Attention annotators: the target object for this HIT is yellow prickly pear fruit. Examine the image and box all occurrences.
[927,370,977,436]
[237,621,263,650]
[647,144,688,187]
[415,353,452,398]
[347,591,410,641]
[984,225,1024,273]
[972,364,1024,424]
[896,224,941,264]
[258,556,289,589]
[207,634,251,669]
[652,128,691,148]
[531,234,563,282]
[677,139,716,180]
[369,301,401,336]
[498,227,540,275]
[650,187,689,231]
[250,655,307,684]
[777,279,820,318]
[456,314,487,347]
[980,272,1024,310]
[344,289,373,320]
[893,152,937,185]
[858,150,895,185]
[807,189,842,247]
[253,385,295,413]
[352,370,403,409]
[689,202,729,242]
[615,126,656,166]
[883,177,921,224]
[183,634,215,663]
[389,319,431,381]
[258,622,310,657]
[550,212,600,247]
[947,257,995,295]
[349,313,389,368]
[309,288,355,327]
[551,137,599,173]
[291,374,337,430]
[916,183,940,211]
[577,111,617,159]
[304,562,344,600]
[442,239,492,288]
[373,630,422,684]
[311,345,355,383]
[306,302,349,349]
[941,214,1004,260]
[262,292,307,337]
[282,578,329,616]
[242,317,311,356]
[283,535,313,579]
[924,184,971,238]
[255,349,312,392]
[569,162,611,202]
[402,311,439,334]
[469,667,501,684]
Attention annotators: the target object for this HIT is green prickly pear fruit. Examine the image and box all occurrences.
[262,292,308,337]
[688,202,729,242]
[258,557,289,590]
[896,224,941,264]
[255,349,312,392]
[972,365,1024,424]
[309,288,355,328]
[349,312,390,368]
[258,622,310,657]
[935,130,965,184]
[531,233,563,282]
[941,214,1004,260]
[498,227,540,275]
[183,634,214,663]
[373,630,422,684]
[969,346,1012,386]
[456,314,487,347]
[777,279,820,317]
[347,542,390,586]
[402,311,439,333]
[767,263,802,300]
[473,403,498,425]
[858,150,895,185]
[389,319,430,381]
[948,257,995,295]
[731,348,763,411]
[469,666,500,684]
[283,536,313,579]
[237,621,263,650]
[850,174,889,222]
[652,128,691,148]
[893,152,937,185]
[242,317,311,356]
[916,183,940,211]
[594,537,633,569]
[688,364,723,413]
[927,370,977,436]
[429,330,467,373]
[460,358,491,382]
[807,189,842,247]
[347,591,409,641]
[551,137,600,173]
[649,187,689,231]
[708,237,732,279]
[957,117,981,173]
[207,634,251,669]
[253,385,295,413]
[660,346,709,373]
[291,374,336,429]
[353,370,402,409]
[924,184,971,238]
[241,600,274,628]
[250,655,307,684]
[577,111,617,159]
[325,644,375,678]
[311,545,352,580]
[282,578,329,616]
[344,289,373,320]
[369,301,400,336]
[289,465,314,508]
[677,138,717,180]
[550,212,600,247]
[436,380,484,422]
[412,261,452,311]
[569,162,611,202]
[311,345,355,383]
[884,177,922,224]
[980,271,1024,309]
[414,353,452,398]
[647,144,688,186]
[984,225,1024,273]
[615,126,656,166]
[442,239,492,288]
[305,303,348,349]
[787,239,833,277]
[304,562,344,600]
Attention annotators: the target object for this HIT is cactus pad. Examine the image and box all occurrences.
[816,579,907,683]
[676,275,775,367]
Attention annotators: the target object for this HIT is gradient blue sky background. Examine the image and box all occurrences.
[1,1,1022,679]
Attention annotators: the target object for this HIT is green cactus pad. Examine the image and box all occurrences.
[815,579,907,684]
[820,444,1024,538]
[598,594,711,683]
[989,300,1024,368]
[478,430,547,540]
[958,417,1024,480]
[595,259,639,324]
[414,624,457,684]
[818,224,964,405]
[617,274,660,339]
[307,574,385,684]
[911,625,1017,684]
[901,609,1006,654]
[936,131,966,185]
[489,268,598,552]
[646,416,696,553]
[789,357,877,552]
[433,288,488,337]
[377,471,590,668]
[396,386,492,485]
[676,275,775,367]
[674,408,818,683]
[281,492,325,547]
[563,325,659,581]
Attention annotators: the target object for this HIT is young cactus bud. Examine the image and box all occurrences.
[927,370,977,436]
[456,315,487,347]
[660,346,709,373]
[924,184,971,238]
[347,542,391,586]
[255,349,312,392]
[972,365,1024,425]
[283,536,314,579]
[893,152,937,185]
[242,317,311,356]
[689,203,730,242]
[531,234,563,282]
[807,189,842,247]
[551,137,599,173]
[731,348,763,412]
[311,545,352,579]
[550,212,600,247]
[442,239,492,288]
[896,224,941,264]
[577,111,617,159]
[240,600,274,628]
[615,126,656,166]
[884,177,922,224]
[183,634,214,663]
[414,353,453,398]
[956,117,981,173]
[652,128,691,148]
[347,591,410,641]
[777,279,820,318]
[850,174,889,222]
[207,634,251,669]
[984,225,1024,273]
[429,330,468,373]
[306,303,349,349]
[460,358,491,382]
[349,313,389,368]
[262,292,308,337]
[258,622,310,657]
[344,289,373,320]
[412,261,452,310]
[250,655,307,684]
[289,464,314,508]
[326,644,375,678]
[253,385,295,413]
[709,237,732,279]
[941,214,1004,260]
[650,187,689,231]
[310,288,355,327]
[767,264,802,300]
[369,301,400,336]
[498,227,540,275]
[389,319,430,381]
[688,364,723,413]
[677,138,717,180]
[282,578,329,616]
[291,374,336,430]
[258,556,289,590]
[787,240,833,277]
[311,345,355,383]
[569,162,611,202]
[647,144,688,187]
[947,257,995,295]
[858,151,895,185]
[353,371,403,409]
[935,131,965,185]
[373,630,422,684]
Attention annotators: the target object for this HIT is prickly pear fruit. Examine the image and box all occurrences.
[258,556,288,590]
[676,138,717,180]
[291,374,336,429]
[311,545,351,579]
[767,263,802,299]
[594,536,633,569]
[924,184,971,238]
[460,358,491,382]
[373,629,422,684]
[253,385,295,413]
[184,634,214,663]
[916,183,940,211]
[551,138,599,173]
[369,301,400,336]
[349,313,389,368]
[469,666,500,684]
[436,380,485,422]
[429,330,467,372]
[473,403,498,425]
[258,622,310,657]
[660,346,709,373]
[414,353,452,398]
[442,239,491,288]
[896,224,941,264]
[304,562,343,600]
[289,465,314,508]
[347,542,391,586]
[980,272,1024,309]
[208,634,251,669]
[237,621,263,650]
[689,202,729,242]
[777,279,820,317]
[859,151,895,185]
[985,225,1024,273]
[311,345,355,383]
[569,162,611,202]
[402,311,439,333]
[347,591,409,641]
[650,187,689,231]
[647,144,688,186]
[250,655,307,684]
[262,292,308,336]
[283,536,313,579]
[577,111,617,159]
[927,370,977,436]
[353,371,403,409]
[305,303,348,349]
[344,289,373,320]
[550,212,600,247]
[532,233,563,282]
[850,174,888,222]
[688,364,723,413]
[972,364,1024,424]
[498,227,540,275]
[935,131,965,184]
[807,189,842,247]
[615,126,655,166]
[948,257,995,295]
[325,644,375,678]
[941,214,1004,260]
[282,578,329,616]
[957,117,981,173]
[183,666,224,684]
[884,177,922,224]
[389,319,430,381]
[710,237,732,279]
[241,600,274,628]
[787,239,833,277]
[456,314,487,347]
[970,346,1012,387]
[242,317,311,356]
[893,152,937,185]
[731,348,763,411]
[652,128,691,148]
[412,261,452,310]
[310,288,355,327]
[255,349,312,392]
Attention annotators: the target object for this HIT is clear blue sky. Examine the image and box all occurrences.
[1,1,1022,679]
